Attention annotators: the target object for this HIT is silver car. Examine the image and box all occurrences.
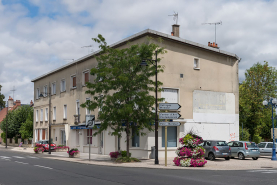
[258,142,277,156]
[228,141,260,160]
[201,140,231,160]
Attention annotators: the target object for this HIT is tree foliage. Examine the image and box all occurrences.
[19,113,33,140]
[239,61,277,140]
[81,34,166,156]
[0,105,33,139]
[0,85,5,109]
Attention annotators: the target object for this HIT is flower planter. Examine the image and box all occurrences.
[69,152,80,158]
[56,149,68,152]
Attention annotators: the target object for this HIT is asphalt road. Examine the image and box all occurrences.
[0,148,276,185]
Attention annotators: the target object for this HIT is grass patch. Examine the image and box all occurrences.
[115,157,141,163]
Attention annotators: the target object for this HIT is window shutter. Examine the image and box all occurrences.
[73,77,76,87]
[85,73,89,83]
[42,130,45,140]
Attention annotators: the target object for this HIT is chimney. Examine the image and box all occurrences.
[30,100,33,107]
[172,24,180,37]
[8,96,14,108]
[208,42,219,49]
[15,100,21,106]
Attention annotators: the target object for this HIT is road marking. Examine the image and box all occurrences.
[27,156,38,159]
[248,169,277,173]
[34,165,53,170]
[15,161,28,165]
[0,156,11,159]
[13,156,25,159]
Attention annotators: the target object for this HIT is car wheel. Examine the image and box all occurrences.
[252,157,258,160]
[238,153,245,160]
[225,157,230,160]
[208,153,215,161]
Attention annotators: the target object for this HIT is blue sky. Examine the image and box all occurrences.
[1,0,277,104]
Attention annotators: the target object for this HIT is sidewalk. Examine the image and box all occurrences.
[2,145,277,170]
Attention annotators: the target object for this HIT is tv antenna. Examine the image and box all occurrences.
[81,45,93,54]
[168,11,178,25]
[10,86,16,101]
[202,21,222,44]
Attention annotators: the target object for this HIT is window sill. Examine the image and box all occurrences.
[193,68,200,70]
[63,118,67,120]
[60,91,66,93]
[40,121,43,123]
[51,94,56,96]
[70,87,77,90]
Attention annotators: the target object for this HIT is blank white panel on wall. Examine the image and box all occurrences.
[162,88,178,103]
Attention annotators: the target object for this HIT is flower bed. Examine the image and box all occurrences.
[67,148,80,158]
[173,131,207,167]
[109,151,121,159]
[34,147,45,154]
[54,145,69,152]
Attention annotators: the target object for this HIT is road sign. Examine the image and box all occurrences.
[159,113,181,119]
[86,115,95,128]
[159,103,181,110]
[271,128,277,139]
[159,122,181,126]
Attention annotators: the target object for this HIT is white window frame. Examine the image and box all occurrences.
[40,109,43,121]
[36,110,38,122]
[76,100,80,115]
[86,98,91,115]
[36,88,40,99]
[51,82,56,95]
[71,74,77,89]
[44,85,48,97]
[53,106,56,120]
[194,58,200,70]
[60,79,66,92]
[83,70,90,86]
[45,108,48,121]
[63,105,67,119]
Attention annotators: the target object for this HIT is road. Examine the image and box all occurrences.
[0,148,276,185]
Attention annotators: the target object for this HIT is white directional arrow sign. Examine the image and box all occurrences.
[159,113,181,119]
[159,103,181,110]
[159,122,181,126]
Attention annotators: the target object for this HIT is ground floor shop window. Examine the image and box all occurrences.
[132,127,140,147]
[87,129,92,144]
[162,126,177,147]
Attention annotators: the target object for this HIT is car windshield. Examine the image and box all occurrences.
[41,141,54,144]
[246,142,257,147]
[216,141,228,146]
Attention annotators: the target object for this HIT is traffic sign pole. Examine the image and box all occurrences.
[165,126,167,167]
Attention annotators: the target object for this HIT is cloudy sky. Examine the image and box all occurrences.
[0,0,276,104]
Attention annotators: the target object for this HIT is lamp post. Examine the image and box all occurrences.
[263,98,277,161]
[5,100,8,148]
[140,50,159,164]
[39,83,51,154]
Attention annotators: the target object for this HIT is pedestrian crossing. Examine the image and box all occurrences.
[247,169,277,174]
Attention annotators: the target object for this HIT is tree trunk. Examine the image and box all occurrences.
[126,119,130,158]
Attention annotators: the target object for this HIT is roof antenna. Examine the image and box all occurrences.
[10,86,16,101]
[202,21,222,44]
[81,45,93,55]
[169,11,178,25]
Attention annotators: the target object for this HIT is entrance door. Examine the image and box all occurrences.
[61,130,66,145]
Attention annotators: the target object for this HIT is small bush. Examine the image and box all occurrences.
[121,150,131,157]
[115,157,140,163]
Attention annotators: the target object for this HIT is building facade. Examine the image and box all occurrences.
[32,26,239,159]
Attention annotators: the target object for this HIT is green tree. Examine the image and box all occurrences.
[81,34,166,157]
[19,112,33,139]
[239,61,277,140]
[0,85,5,109]
[0,105,33,139]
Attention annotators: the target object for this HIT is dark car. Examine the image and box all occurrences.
[200,140,231,160]
[35,140,56,151]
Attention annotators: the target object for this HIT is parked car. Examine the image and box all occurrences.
[227,141,260,160]
[257,142,277,156]
[35,140,56,151]
[201,140,231,160]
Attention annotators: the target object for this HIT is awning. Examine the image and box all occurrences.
[70,122,101,130]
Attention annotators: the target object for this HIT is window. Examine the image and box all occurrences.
[194,58,200,69]
[83,71,89,85]
[71,75,76,88]
[161,88,179,103]
[87,129,92,144]
[258,143,266,148]
[216,141,228,146]
[60,79,66,92]
[45,108,48,121]
[239,142,243,147]
[53,107,56,120]
[266,143,273,148]
[51,82,56,95]
[162,127,177,147]
[63,105,67,119]
[76,101,80,123]
[36,110,38,122]
[44,86,48,97]
[40,109,43,121]
[132,127,140,147]
[36,88,40,99]
[180,74,183,78]
[86,98,91,115]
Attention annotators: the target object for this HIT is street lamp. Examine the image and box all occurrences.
[140,50,159,165]
[263,98,277,161]
[39,83,52,154]
[5,100,8,148]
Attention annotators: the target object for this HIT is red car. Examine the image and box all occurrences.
[35,140,56,151]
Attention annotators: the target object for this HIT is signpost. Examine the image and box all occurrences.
[158,103,181,167]
[86,115,95,161]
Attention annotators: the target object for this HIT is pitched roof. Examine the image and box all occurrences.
[0,107,7,123]
[31,29,240,82]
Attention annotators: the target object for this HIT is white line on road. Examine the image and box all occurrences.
[0,156,11,159]
[13,156,25,159]
[34,165,53,170]
[27,156,38,159]
[15,161,28,165]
